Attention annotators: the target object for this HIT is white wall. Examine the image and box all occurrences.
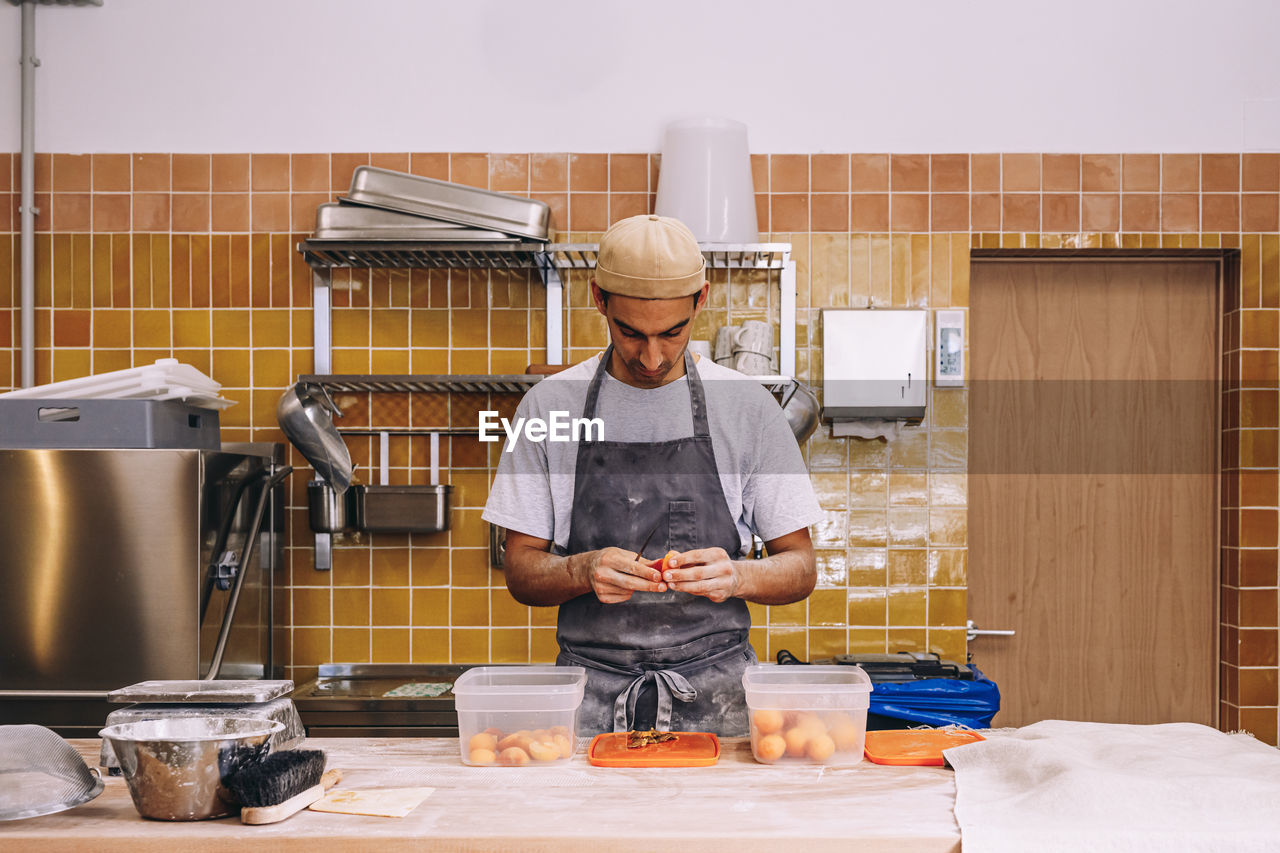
[2,0,1279,153]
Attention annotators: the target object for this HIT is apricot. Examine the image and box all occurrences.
[553,734,574,758]
[783,726,809,757]
[469,747,497,765]
[829,721,862,752]
[468,732,499,753]
[752,709,784,735]
[755,733,787,763]
[497,731,534,753]
[806,733,836,763]
[549,725,570,739]
[497,746,530,766]
[531,729,552,743]
[527,740,559,762]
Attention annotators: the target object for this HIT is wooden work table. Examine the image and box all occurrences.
[0,737,962,852]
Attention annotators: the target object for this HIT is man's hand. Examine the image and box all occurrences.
[654,547,739,603]
[584,547,668,603]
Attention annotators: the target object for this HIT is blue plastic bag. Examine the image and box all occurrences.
[869,666,1001,729]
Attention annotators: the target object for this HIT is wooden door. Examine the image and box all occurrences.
[969,259,1218,727]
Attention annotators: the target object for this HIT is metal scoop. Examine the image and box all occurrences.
[276,383,353,494]
[0,725,103,821]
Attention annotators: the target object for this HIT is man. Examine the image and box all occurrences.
[482,214,822,737]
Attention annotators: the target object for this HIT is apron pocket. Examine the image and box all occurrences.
[668,500,696,551]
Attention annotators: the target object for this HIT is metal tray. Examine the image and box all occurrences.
[344,166,552,241]
[314,202,519,242]
[107,680,295,705]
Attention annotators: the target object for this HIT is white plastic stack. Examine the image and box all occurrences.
[0,358,235,410]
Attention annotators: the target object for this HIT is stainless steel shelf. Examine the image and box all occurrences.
[299,374,538,395]
[299,373,794,396]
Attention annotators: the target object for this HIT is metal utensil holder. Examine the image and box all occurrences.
[352,483,453,533]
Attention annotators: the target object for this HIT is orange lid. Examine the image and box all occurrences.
[863,729,985,766]
[588,731,720,767]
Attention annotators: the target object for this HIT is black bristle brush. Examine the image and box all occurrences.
[224,749,342,825]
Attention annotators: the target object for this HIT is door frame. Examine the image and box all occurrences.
[968,248,1234,727]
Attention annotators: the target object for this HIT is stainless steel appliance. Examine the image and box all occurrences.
[0,444,288,736]
[291,664,471,737]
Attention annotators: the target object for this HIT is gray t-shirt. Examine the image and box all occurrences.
[482,353,822,556]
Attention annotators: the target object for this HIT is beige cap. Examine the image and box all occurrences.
[594,214,706,298]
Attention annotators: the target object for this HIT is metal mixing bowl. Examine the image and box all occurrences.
[99,716,282,821]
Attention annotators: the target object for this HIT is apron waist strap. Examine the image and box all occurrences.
[614,670,697,733]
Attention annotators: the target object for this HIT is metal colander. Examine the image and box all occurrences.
[0,725,104,821]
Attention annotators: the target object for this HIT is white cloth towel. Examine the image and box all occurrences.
[947,719,1280,853]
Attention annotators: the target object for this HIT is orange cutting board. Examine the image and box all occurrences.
[587,732,720,767]
[863,728,985,766]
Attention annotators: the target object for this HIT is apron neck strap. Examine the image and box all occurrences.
[583,345,711,437]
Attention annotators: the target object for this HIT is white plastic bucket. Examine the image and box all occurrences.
[655,117,759,243]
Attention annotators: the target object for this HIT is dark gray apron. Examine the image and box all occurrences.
[554,346,755,737]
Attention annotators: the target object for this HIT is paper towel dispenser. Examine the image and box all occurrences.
[821,308,928,419]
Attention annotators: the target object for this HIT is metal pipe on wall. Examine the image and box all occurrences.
[18,0,37,388]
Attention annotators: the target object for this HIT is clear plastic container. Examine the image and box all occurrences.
[452,666,586,766]
[741,664,873,766]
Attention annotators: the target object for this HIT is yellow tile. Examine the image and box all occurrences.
[847,588,887,626]
[411,587,450,626]
[749,627,768,655]
[847,509,888,547]
[410,349,450,373]
[809,628,848,660]
[172,309,210,348]
[491,309,531,348]
[530,601,558,627]
[490,628,530,663]
[888,472,928,506]
[332,348,372,373]
[333,588,371,626]
[930,473,968,506]
[332,309,369,348]
[292,588,331,626]
[372,628,410,662]
[928,549,967,585]
[928,588,967,627]
[848,437,890,467]
[333,628,371,663]
[252,348,290,387]
[212,309,252,348]
[888,508,928,547]
[768,600,807,627]
[930,388,968,428]
[212,349,251,388]
[930,234,950,307]
[890,235,909,306]
[846,548,888,585]
[811,234,850,308]
[449,470,491,509]
[888,429,929,467]
[292,627,331,668]
[491,589,531,627]
[251,309,290,348]
[869,235,891,307]
[450,308,488,348]
[887,628,927,653]
[808,589,848,626]
[372,548,411,586]
[451,628,490,663]
[810,471,849,509]
[93,309,132,349]
[94,349,132,374]
[450,549,492,587]
[848,470,887,507]
[52,350,91,382]
[490,349,529,374]
[372,308,409,349]
[411,627,449,662]
[766,628,807,661]
[331,547,370,586]
[928,509,968,546]
[452,349,489,374]
[371,348,410,373]
[531,627,560,663]
[949,235,970,308]
[909,234,930,308]
[887,588,927,626]
[928,628,967,662]
[848,628,887,654]
[372,587,410,625]
[888,549,928,585]
[929,430,967,468]
[449,508,487,549]
[133,309,171,348]
[450,587,489,627]
[813,549,847,587]
[812,508,849,547]
[808,428,850,469]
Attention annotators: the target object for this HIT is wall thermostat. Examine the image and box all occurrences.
[934,310,965,387]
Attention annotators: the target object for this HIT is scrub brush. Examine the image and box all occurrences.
[224,749,343,825]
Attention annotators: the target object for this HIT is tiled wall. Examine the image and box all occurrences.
[1,152,1277,744]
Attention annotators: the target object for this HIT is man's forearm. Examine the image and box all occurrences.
[504,544,593,607]
[732,548,815,606]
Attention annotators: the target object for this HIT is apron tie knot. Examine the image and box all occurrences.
[613,669,697,732]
